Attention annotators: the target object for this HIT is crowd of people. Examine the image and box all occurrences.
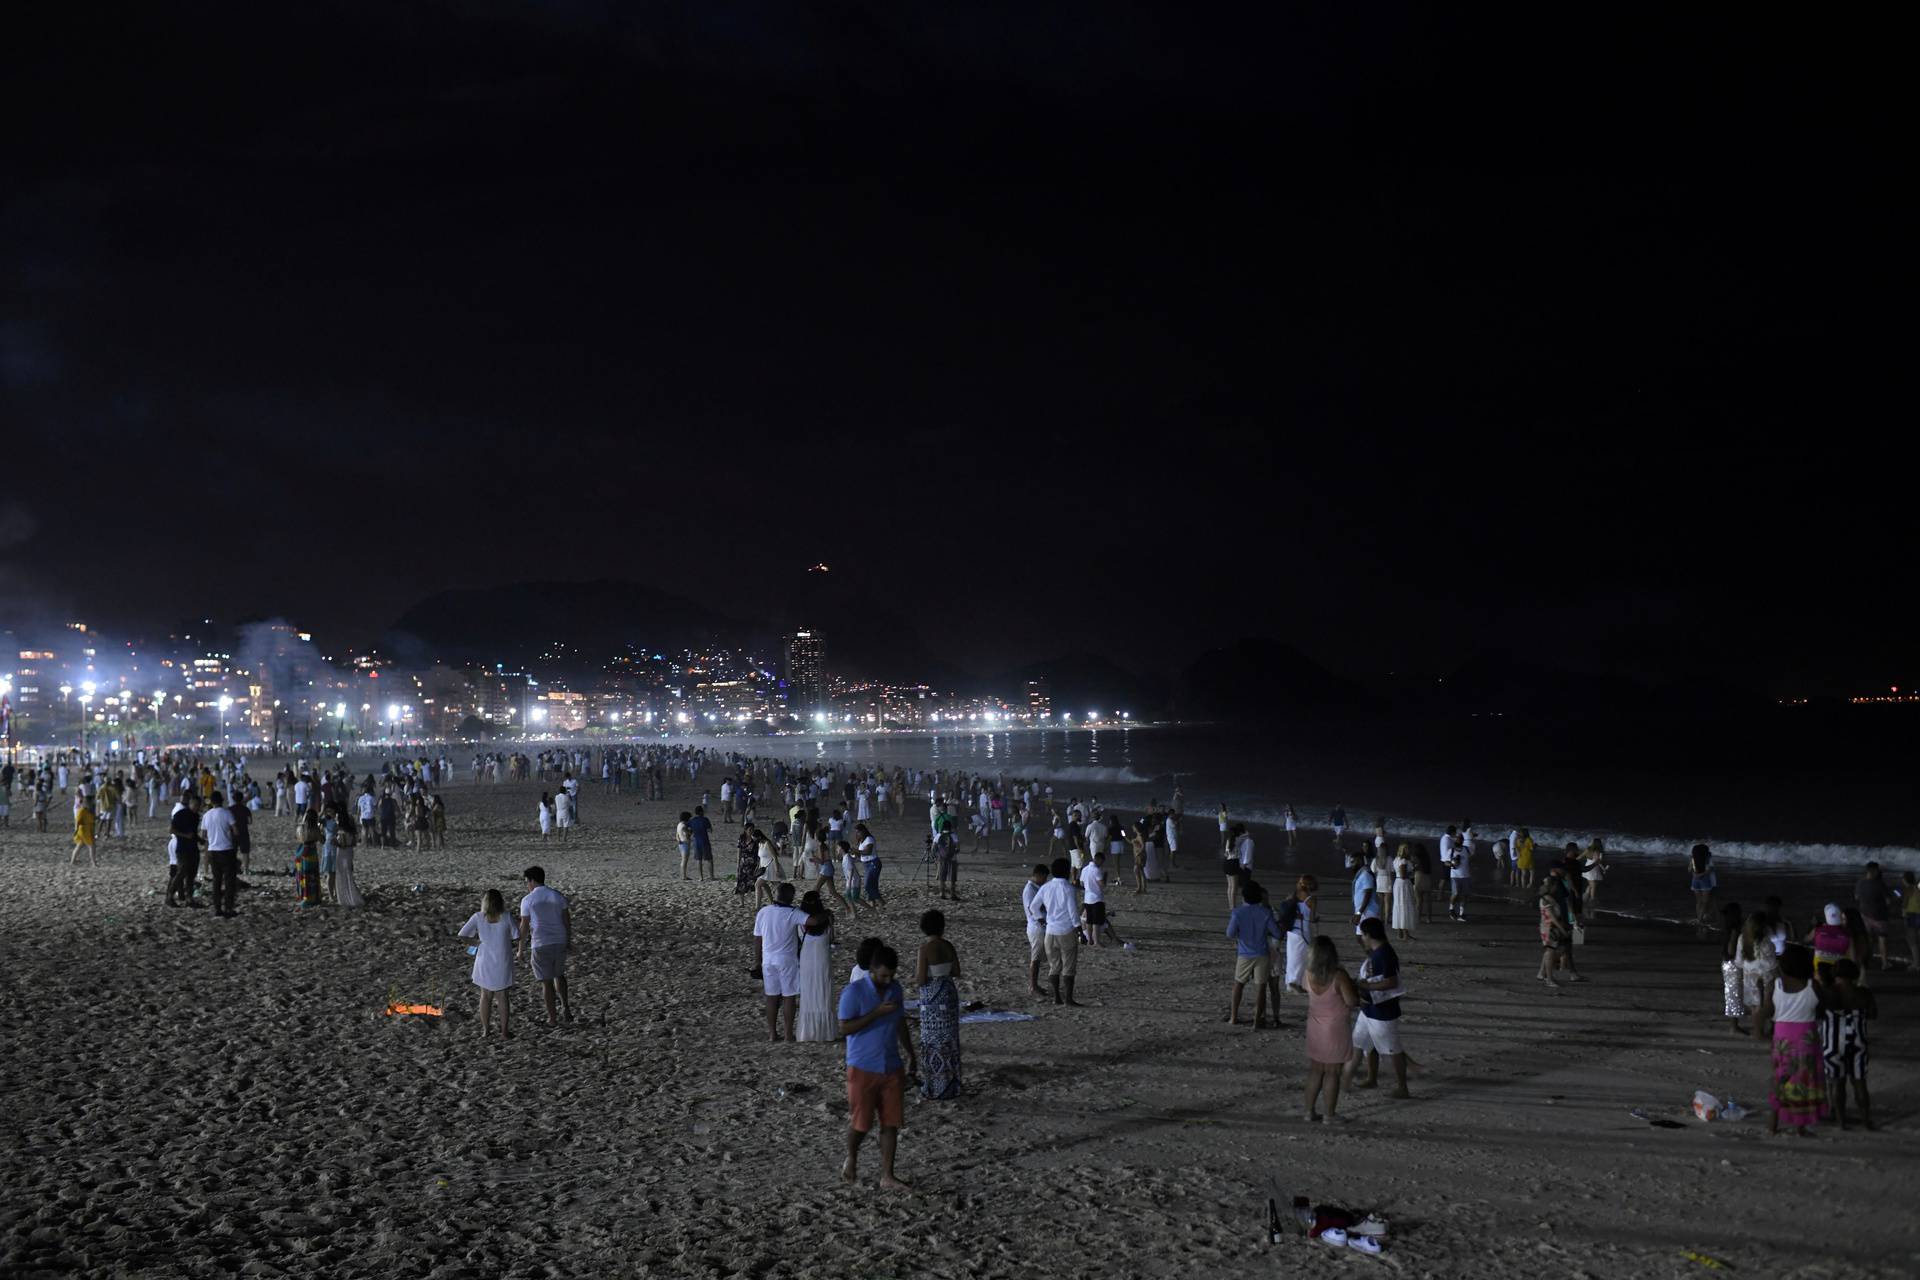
[11,736,1909,1189]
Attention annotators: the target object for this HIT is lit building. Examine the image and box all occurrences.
[785,628,826,714]
[1026,679,1052,720]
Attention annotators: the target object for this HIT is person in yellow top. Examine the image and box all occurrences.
[1513,829,1536,889]
[97,780,119,839]
[72,801,98,867]
[198,768,216,804]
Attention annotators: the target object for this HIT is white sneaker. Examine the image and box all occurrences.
[1319,1228,1349,1247]
[1348,1234,1383,1255]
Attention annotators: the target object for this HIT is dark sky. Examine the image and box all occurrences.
[2,5,1905,693]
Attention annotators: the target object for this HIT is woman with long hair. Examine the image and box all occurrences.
[458,888,518,1038]
[1302,936,1359,1122]
[794,890,839,1043]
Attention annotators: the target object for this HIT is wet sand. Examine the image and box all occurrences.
[2,760,1916,1278]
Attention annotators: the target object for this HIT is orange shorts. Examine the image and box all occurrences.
[846,1067,905,1132]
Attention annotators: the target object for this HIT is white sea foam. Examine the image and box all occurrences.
[1036,766,1157,786]
[1217,807,1920,873]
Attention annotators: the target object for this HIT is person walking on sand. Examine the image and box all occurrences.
[1282,875,1317,993]
[1225,882,1282,1028]
[1688,843,1717,926]
[459,889,519,1038]
[517,866,574,1026]
[1537,868,1585,984]
[754,881,810,1042]
[538,792,554,840]
[838,944,916,1190]
[71,796,98,867]
[1513,828,1535,890]
[1033,856,1083,1006]
[1348,918,1411,1098]
[1302,936,1359,1122]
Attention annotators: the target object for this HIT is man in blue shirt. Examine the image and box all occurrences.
[686,805,714,875]
[1347,917,1410,1098]
[837,944,917,1190]
[1225,882,1281,1028]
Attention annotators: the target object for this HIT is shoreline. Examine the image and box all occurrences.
[3,754,1915,1276]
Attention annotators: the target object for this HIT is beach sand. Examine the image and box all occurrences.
[2,760,1917,1278]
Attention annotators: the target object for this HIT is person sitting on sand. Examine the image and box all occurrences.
[459,889,518,1038]
[838,943,916,1190]
[516,866,573,1026]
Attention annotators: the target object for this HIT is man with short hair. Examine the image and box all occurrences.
[516,866,574,1025]
[1032,856,1083,1006]
[201,789,240,918]
[1225,881,1281,1028]
[1022,863,1050,995]
[167,792,202,907]
[754,882,809,1041]
[837,944,916,1191]
[687,804,714,875]
[1348,917,1411,1097]
[1082,848,1116,947]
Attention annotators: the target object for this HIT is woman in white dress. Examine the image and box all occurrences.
[1390,843,1417,939]
[457,889,518,1037]
[537,793,554,839]
[794,892,838,1042]
[1284,875,1318,992]
[335,816,365,909]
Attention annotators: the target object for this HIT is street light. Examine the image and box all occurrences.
[218,694,233,743]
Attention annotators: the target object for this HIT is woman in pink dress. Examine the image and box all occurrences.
[1302,936,1360,1122]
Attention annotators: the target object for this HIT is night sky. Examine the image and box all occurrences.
[2,6,1904,694]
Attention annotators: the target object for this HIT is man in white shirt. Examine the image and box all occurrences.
[517,866,574,1025]
[753,881,810,1042]
[1082,849,1120,947]
[201,790,240,918]
[1081,814,1107,885]
[1032,856,1083,1006]
[357,788,376,829]
[1448,828,1473,922]
[1022,863,1050,995]
[292,775,311,818]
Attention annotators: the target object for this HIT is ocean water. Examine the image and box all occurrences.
[779,722,1917,927]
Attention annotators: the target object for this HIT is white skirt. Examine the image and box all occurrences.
[1285,932,1308,986]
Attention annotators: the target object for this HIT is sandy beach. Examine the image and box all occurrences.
[3,757,1917,1279]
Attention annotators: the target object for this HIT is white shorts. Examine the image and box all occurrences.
[1352,1016,1403,1056]
[762,963,800,999]
[1027,925,1044,963]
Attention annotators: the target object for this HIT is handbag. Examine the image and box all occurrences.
[1572,921,1587,946]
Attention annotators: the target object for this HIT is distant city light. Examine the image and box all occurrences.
[675,711,689,724]
[386,703,401,721]
[334,702,346,717]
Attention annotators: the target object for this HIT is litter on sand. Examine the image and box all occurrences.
[959,1010,1037,1024]
[1690,1092,1749,1122]
[1681,1248,1733,1270]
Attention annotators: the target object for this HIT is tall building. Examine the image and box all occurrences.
[785,628,826,715]
[1027,679,1052,720]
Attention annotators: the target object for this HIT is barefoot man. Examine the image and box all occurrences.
[838,943,916,1190]
[517,866,574,1026]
